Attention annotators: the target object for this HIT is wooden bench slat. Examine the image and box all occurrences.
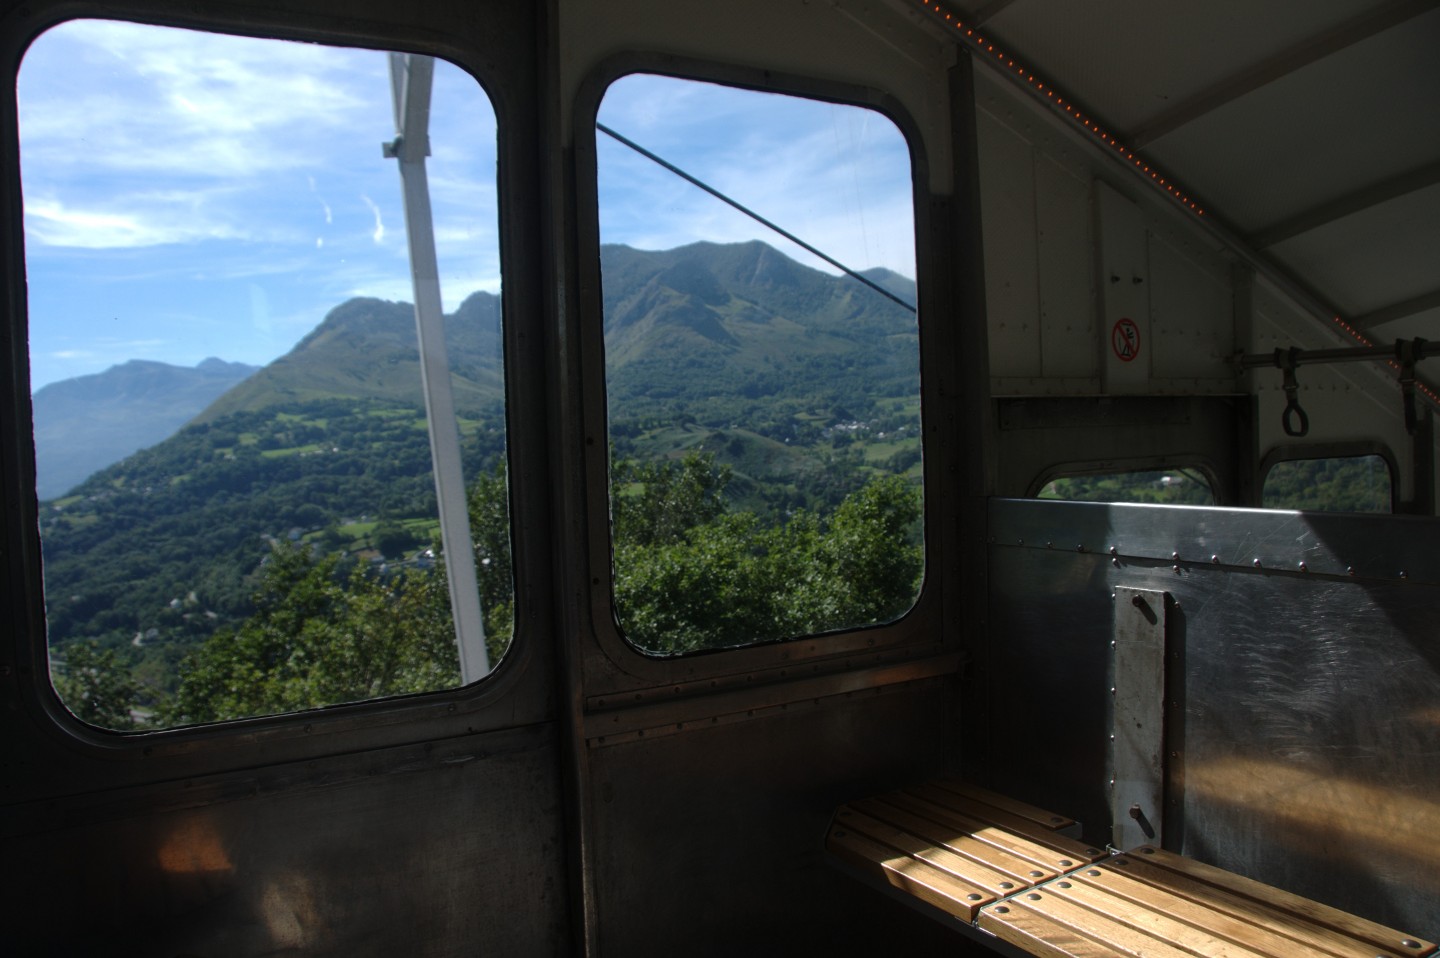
[875,789,1085,874]
[981,889,1263,958]
[830,783,1437,958]
[1055,866,1373,958]
[905,783,1106,863]
[839,804,1057,893]
[826,820,997,922]
[976,901,1140,958]
[930,780,1078,831]
[849,797,1061,889]
[1120,846,1437,957]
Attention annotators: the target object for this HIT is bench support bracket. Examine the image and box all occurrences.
[1112,586,1168,849]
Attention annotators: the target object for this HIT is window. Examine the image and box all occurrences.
[1037,469,1216,505]
[1262,455,1392,513]
[595,73,923,655]
[21,21,511,730]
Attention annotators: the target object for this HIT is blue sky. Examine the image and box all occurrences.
[18,20,915,390]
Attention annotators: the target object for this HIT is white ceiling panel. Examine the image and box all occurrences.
[1142,8,1440,232]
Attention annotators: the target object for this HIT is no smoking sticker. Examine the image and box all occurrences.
[1112,317,1140,362]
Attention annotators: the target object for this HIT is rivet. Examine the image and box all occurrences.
[1171,551,1179,560]
[1050,816,1063,824]
[999,881,1014,890]
[1086,869,1101,877]
[1046,541,1053,549]
[1113,556,1121,567]
[1114,858,1129,866]
[1210,555,1219,564]
[1109,546,1118,556]
[1058,859,1073,867]
[1141,848,1155,855]
[1131,595,1144,607]
[994,906,1010,914]
[1028,870,1043,878]
[1026,893,1042,901]
[1403,941,1422,950]
[1348,566,1356,576]
[1057,881,1072,888]
[1173,564,1181,574]
[966,893,981,901]
[1253,558,1262,568]
[1399,571,1408,579]
[1298,561,1308,572]
[1077,544,1085,552]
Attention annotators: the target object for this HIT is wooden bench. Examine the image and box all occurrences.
[827,782,1438,958]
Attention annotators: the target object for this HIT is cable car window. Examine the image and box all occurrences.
[595,73,923,655]
[1262,455,1393,513]
[1038,469,1215,505]
[20,21,511,730]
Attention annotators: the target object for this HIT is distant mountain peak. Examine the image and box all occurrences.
[32,356,259,500]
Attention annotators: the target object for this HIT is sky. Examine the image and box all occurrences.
[18,19,916,390]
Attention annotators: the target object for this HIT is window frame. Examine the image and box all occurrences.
[570,52,953,694]
[1,4,546,777]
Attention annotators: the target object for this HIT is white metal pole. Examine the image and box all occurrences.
[385,53,489,681]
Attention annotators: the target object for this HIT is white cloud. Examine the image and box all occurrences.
[24,197,250,249]
[360,195,386,244]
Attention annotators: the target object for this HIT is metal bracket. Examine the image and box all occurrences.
[1111,586,1168,850]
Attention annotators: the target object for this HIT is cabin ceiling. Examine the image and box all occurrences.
[938,0,1440,350]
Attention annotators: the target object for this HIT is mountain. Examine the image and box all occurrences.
[197,291,504,422]
[32,357,258,499]
[36,240,920,693]
[600,241,919,428]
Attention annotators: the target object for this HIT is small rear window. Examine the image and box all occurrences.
[1037,469,1215,506]
[1262,455,1392,513]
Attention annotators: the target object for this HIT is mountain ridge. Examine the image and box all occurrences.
[32,356,258,499]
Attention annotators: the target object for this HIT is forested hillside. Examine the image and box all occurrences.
[41,240,925,729]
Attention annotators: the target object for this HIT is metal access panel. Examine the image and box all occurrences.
[1111,586,1167,850]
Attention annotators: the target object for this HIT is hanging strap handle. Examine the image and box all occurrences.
[1276,347,1309,437]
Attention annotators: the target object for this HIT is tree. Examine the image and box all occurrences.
[51,641,143,731]
[612,451,731,547]
[374,519,418,559]
[613,463,922,654]
[164,545,459,725]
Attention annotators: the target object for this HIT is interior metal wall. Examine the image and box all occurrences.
[585,681,966,956]
[5,725,569,957]
[979,496,1440,938]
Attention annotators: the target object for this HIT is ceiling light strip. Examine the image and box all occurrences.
[916,0,1203,217]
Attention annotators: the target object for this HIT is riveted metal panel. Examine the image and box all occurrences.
[1097,183,1151,393]
[1036,152,1097,380]
[978,108,1042,380]
[1148,230,1234,383]
[986,498,1440,937]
